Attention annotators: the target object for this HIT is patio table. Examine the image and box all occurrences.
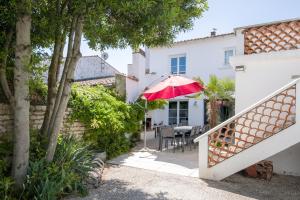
[157,126,193,151]
[174,126,193,133]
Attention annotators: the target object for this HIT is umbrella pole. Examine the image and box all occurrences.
[144,99,147,149]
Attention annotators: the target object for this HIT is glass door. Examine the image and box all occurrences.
[179,101,188,125]
[168,101,178,125]
[168,101,189,125]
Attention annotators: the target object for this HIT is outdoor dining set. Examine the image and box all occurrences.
[141,75,205,151]
[153,124,209,152]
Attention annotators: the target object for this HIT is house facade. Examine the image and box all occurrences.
[195,18,300,180]
[127,18,300,178]
[126,32,239,127]
[73,55,120,83]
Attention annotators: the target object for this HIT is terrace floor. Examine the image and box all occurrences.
[108,131,199,177]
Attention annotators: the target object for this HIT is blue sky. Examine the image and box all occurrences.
[80,0,300,74]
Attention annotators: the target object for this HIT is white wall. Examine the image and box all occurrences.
[127,34,237,126]
[126,77,139,103]
[268,143,300,176]
[149,34,237,82]
[231,49,300,112]
[231,48,300,176]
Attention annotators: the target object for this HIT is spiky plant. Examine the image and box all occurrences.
[193,75,235,128]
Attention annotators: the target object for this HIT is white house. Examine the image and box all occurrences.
[126,32,238,128]
[126,18,300,179]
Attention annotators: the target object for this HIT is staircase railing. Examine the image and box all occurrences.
[194,79,298,167]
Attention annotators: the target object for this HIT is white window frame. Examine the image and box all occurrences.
[223,47,235,66]
[169,54,187,74]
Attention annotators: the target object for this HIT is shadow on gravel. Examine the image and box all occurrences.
[82,178,182,200]
[203,173,300,200]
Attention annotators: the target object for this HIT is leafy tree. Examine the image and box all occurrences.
[194,75,235,128]
[41,0,208,162]
[0,0,52,187]
[0,0,208,185]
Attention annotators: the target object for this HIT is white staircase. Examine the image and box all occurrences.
[194,79,300,180]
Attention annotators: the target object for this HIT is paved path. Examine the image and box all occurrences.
[69,165,300,200]
[108,131,199,177]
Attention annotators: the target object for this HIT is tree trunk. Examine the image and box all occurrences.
[46,15,83,162]
[41,32,65,137]
[209,99,218,128]
[41,0,66,137]
[47,17,76,138]
[12,0,31,188]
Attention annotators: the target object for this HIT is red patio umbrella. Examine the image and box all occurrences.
[143,75,203,101]
[141,75,203,150]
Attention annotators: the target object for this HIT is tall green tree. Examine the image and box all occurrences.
[40,0,208,162]
[1,0,208,166]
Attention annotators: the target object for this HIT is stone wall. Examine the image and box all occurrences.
[0,104,86,136]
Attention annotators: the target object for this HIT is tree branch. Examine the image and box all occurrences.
[0,29,15,108]
[46,15,83,162]
[47,15,76,137]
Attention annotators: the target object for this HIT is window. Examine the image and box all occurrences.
[168,101,189,125]
[224,49,234,65]
[170,55,186,74]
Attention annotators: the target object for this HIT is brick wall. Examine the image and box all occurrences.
[0,104,86,136]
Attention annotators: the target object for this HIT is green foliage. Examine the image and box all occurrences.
[136,98,168,111]
[29,52,49,105]
[29,78,48,105]
[0,135,13,174]
[23,135,93,200]
[193,75,235,127]
[194,75,235,101]
[84,0,208,50]
[0,177,14,200]
[0,135,14,200]
[70,85,144,158]
[0,133,93,200]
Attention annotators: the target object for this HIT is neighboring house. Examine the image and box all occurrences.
[126,31,238,127]
[73,55,120,85]
[71,55,126,96]
[195,18,300,180]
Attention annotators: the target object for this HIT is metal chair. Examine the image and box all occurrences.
[174,129,185,152]
[160,126,176,152]
[185,126,198,150]
[201,124,210,134]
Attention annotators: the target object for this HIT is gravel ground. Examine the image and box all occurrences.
[68,165,300,200]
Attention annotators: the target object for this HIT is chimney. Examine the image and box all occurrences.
[210,28,217,37]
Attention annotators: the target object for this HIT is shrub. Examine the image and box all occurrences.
[0,177,14,200]
[0,135,14,200]
[23,135,93,200]
[70,85,144,159]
